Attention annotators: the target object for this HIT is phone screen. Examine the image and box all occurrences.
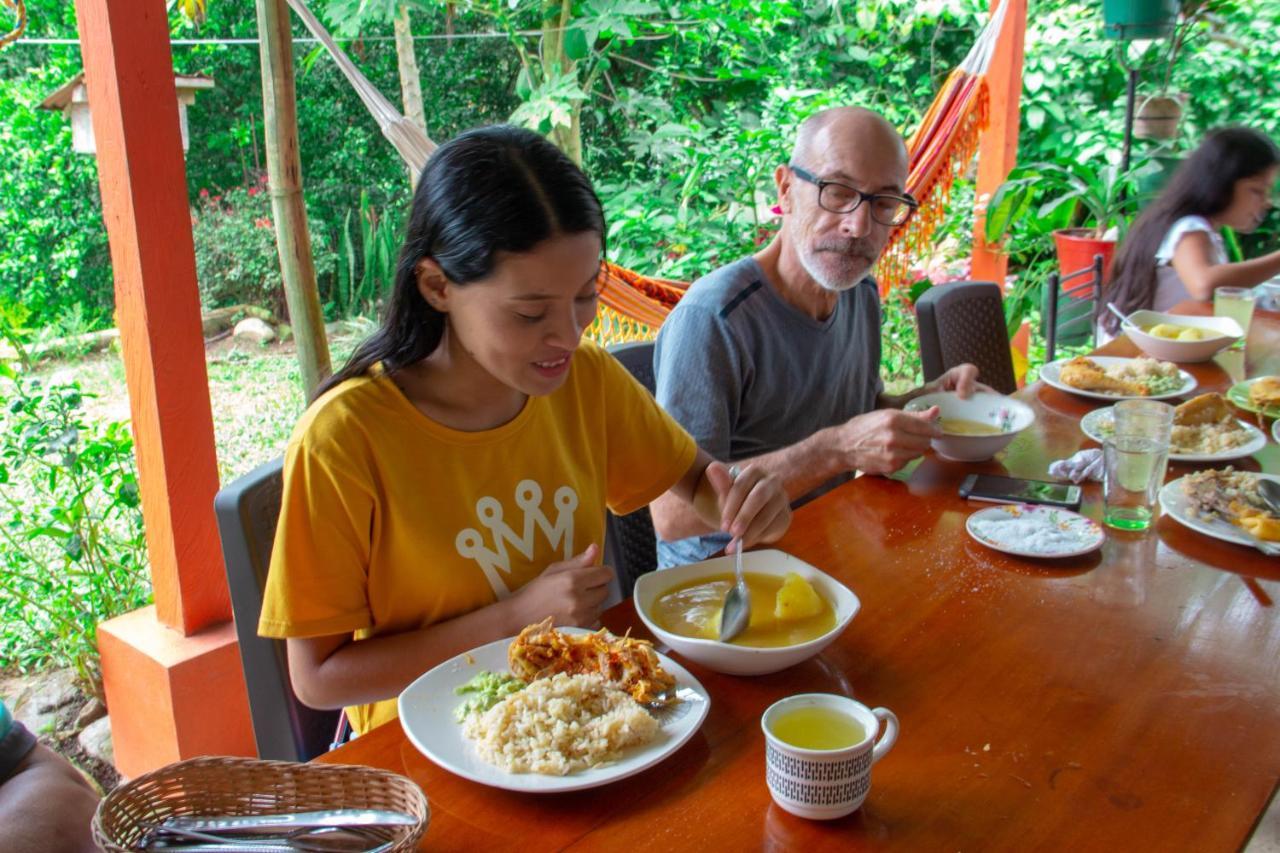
[960,474,1081,508]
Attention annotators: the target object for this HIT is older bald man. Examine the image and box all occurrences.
[650,106,984,568]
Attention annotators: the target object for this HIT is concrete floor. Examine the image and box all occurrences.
[1247,788,1280,853]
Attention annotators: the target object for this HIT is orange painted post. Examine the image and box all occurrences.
[971,0,1028,289]
[74,0,225,634]
[74,0,255,774]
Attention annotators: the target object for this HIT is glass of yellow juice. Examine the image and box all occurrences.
[761,694,898,820]
[1214,287,1255,348]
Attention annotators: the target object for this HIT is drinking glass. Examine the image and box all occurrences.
[1103,400,1174,531]
[1214,287,1256,345]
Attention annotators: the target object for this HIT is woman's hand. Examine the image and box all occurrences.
[703,461,792,550]
[506,543,614,628]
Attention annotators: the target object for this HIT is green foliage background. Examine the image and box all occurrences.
[3,0,1279,332]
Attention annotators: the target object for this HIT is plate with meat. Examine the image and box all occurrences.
[398,621,710,793]
[1226,376,1280,419]
[1080,393,1267,462]
[1158,469,1280,554]
[1041,356,1196,401]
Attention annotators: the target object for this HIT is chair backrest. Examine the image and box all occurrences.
[1044,254,1105,363]
[213,458,340,762]
[914,281,1017,395]
[604,341,660,598]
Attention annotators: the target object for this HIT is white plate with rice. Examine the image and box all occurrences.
[966,504,1105,559]
[398,628,710,793]
[1080,406,1268,462]
[1157,472,1280,551]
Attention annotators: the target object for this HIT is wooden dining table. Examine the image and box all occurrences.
[317,302,1280,851]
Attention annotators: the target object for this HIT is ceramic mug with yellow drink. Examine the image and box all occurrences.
[761,693,898,820]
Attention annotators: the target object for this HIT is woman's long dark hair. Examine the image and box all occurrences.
[315,125,606,397]
[1101,126,1279,334]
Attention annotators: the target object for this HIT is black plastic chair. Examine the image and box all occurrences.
[604,341,661,599]
[214,458,341,762]
[914,280,1017,395]
[1044,254,1105,363]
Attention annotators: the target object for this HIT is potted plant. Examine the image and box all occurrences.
[1102,0,1178,41]
[985,158,1148,284]
[986,158,1153,348]
[1132,1,1231,141]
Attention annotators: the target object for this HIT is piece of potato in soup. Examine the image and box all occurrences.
[651,571,834,647]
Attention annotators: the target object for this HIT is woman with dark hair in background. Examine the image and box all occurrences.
[257,125,791,734]
[1101,126,1280,336]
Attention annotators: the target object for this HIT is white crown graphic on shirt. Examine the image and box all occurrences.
[455,479,578,599]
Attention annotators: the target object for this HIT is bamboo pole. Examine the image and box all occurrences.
[256,0,331,395]
[393,4,427,188]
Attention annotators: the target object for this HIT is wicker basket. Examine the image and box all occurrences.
[93,756,429,852]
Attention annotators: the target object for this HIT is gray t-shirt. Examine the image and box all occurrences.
[654,257,883,567]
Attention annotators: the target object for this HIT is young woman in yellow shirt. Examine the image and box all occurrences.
[259,125,791,733]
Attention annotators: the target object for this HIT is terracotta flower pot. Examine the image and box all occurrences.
[1134,95,1184,141]
[1053,228,1116,291]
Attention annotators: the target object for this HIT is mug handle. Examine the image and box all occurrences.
[870,707,899,765]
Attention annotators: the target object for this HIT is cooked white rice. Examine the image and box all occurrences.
[1170,423,1252,454]
[462,673,659,775]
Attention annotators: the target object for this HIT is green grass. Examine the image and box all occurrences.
[32,329,365,484]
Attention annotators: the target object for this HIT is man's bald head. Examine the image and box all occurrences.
[774,107,911,293]
[791,107,907,182]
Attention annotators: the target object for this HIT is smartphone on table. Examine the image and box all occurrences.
[958,474,1082,511]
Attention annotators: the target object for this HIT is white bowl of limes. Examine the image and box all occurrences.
[1123,310,1241,363]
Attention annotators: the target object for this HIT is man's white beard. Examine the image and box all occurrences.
[797,242,869,292]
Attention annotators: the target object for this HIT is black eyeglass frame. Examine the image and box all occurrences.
[789,164,919,226]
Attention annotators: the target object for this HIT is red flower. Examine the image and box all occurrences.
[254,217,272,229]
[247,187,260,197]
[198,188,209,199]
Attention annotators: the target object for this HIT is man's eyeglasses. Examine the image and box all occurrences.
[789,165,918,227]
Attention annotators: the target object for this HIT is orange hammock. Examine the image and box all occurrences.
[284,0,1010,345]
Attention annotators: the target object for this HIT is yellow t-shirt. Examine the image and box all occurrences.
[258,341,696,733]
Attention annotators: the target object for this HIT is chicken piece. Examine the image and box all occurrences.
[1249,376,1280,411]
[1174,393,1233,427]
[507,618,676,704]
[1058,357,1150,397]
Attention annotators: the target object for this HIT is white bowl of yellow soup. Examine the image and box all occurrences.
[1123,310,1242,363]
[634,549,859,676]
[903,390,1035,463]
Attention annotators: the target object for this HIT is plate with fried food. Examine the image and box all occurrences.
[1159,469,1280,555]
[398,621,710,793]
[1226,376,1280,420]
[1041,356,1196,401]
[1080,393,1267,462]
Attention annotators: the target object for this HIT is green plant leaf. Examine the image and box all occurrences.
[907,279,934,305]
[564,27,591,61]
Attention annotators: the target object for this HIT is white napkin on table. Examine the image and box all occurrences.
[1048,448,1104,483]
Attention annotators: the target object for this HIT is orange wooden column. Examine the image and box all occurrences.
[73,0,255,776]
[971,0,1028,288]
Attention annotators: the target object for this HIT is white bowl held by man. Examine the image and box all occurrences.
[634,550,859,676]
[1122,310,1242,363]
[903,391,1035,463]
